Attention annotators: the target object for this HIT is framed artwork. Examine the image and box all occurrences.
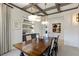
[52,23,61,33]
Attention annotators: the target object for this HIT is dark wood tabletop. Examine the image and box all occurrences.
[13,37,52,56]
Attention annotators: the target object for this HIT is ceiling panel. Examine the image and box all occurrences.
[61,3,78,10]
[13,3,29,8]
[37,3,55,9]
[26,6,39,13]
[46,9,57,14]
[37,13,45,15]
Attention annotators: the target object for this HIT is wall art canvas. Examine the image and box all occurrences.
[52,23,61,33]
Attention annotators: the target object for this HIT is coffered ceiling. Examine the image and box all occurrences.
[4,3,79,16]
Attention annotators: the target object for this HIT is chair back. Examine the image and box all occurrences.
[47,38,55,56]
[50,35,59,56]
[54,35,59,46]
[53,35,59,56]
[50,39,55,50]
[26,35,32,41]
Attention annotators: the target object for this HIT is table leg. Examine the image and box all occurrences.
[20,52,25,56]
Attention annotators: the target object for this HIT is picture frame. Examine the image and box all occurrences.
[52,23,61,33]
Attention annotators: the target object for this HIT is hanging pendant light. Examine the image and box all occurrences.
[41,15,48,25]
[41,3,48,25]
[42,21,48,25]
[28,5,41,22]
[28,15,41,22]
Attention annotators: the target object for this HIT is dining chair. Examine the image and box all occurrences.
[43,35,59,56]
[42,38,55,56]
[48,35,59,56]
[26,35,32,41]
[53,35,59,56]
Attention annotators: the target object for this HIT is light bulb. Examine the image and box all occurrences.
[28,15,41,22]
[41,21,48,25]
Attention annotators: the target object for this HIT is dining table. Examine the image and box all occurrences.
[13,37,53,56]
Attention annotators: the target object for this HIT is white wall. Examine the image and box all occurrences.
[47,7,79,48]
[37,17,64,42]
[33,22,42,34]
[64,12,79,48]
[10,7,29,49]
[48,17,64,39]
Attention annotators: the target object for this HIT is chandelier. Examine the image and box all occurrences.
[41,15,48,25]
[41,3,48,25]
[28,15,41,22]
[28,5,41,22]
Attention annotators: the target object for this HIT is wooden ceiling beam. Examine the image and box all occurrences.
[3,3,13,8]
[34,6,78,16]
[35,3,71,14]
[47,6,78,15]
[45,3,71,11]
[55,3,61,12]
[8,3,34,15]
[31,3,48,15]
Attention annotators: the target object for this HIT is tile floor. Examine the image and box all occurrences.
[58,45,79,56]
[2,49,21,56]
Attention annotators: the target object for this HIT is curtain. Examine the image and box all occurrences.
[0,4,11,55]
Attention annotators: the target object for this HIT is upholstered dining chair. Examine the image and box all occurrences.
[43,38,55,56]
[26,35,32,41]
[53,35,59,56]
[43,35,59,56]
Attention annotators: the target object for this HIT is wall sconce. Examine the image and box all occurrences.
[76,13,79,22]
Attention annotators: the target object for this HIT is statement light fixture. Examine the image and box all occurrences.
[41,21,48,25]
[41,3,48,25]
[28,15,41,22]
[41,15,48,25]
[28,5,41,22]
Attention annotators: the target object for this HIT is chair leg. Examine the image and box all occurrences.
[55,51,57,56]
[20,52,25,56]
[51,52,54,56]
[54,47,58,56]
[50,49,54,56]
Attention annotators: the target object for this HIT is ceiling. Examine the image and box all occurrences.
[13,3,29,8]
[5,3,79,16]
